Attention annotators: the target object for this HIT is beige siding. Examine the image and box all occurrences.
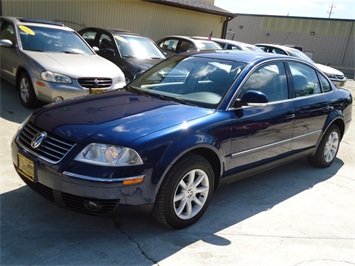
[2,0,223,40]
[227,15,354,76]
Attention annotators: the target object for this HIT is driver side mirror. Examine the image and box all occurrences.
[0,39,14,47]
[233,90,269,108]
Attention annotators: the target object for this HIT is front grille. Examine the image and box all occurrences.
[78,78,112,88]
[62,193,119,214]
[21,175,55,202]
[18,122,76,163]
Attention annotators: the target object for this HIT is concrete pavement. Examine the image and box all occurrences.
[1,78,354,265]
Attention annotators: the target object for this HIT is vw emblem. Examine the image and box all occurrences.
[31,132,47,149]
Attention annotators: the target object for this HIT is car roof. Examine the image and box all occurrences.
[79,27,141,35]
[1,16,72,30]
[193,36,247,45]
[189,50,291,63]
[158,35,218,44]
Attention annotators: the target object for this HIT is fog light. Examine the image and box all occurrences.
[54,96,64,102]
[85,200,101,211]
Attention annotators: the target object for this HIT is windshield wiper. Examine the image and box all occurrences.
[63,50,82,54]
[26,48,44,52]
[125,86,151,97]
[157,94,196,106]
[122,55,137,58]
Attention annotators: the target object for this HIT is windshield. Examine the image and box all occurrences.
[130,55,246,109]
[19,25,94,54]
[114,35,165,59]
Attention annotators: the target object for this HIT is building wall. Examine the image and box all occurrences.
[227,14,355,77]
[1,0,224,41]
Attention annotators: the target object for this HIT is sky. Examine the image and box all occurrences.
[214,0,355,20]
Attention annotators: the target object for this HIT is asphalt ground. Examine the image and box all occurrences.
[1,78,354,266]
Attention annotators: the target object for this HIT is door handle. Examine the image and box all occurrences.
[285,113,295,119]
[322,105,332,113]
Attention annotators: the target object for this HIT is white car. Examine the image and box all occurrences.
[0,16,126,108]
[194,36,263,52]
[256,43,347,86]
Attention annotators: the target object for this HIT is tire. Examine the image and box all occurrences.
[17,72,38,108]
[153,154,214,229]
[309,125,341,168]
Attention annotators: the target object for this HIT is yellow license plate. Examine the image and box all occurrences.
[90,89,107,94]
[18,153,35,182]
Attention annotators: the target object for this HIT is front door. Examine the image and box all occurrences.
[226,61,295,173]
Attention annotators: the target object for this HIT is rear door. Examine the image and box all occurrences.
[287,61,331,151]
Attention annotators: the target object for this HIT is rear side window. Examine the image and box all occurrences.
[318,74,332,93]
[289,62,321,97]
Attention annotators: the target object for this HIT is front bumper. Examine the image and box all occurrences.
[32,78,126,103]
[11,140,154,216]
[330,78,347,87]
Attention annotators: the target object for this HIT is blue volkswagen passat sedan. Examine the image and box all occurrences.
[11,51,352,229]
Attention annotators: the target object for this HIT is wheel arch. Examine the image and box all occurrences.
[15,66,31,89]
[155,145,223,193]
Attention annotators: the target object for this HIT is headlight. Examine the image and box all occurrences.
[41,71,72,83]
[75,143,143,166]
[325,72,336,79]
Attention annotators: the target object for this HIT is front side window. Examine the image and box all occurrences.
[239,61,289,102]
[0,21,16,45]
[130,56,246,108]
[289,61,321,97]
[159,39,179,52]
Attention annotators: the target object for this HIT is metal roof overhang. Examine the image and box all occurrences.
[142,0,236,18]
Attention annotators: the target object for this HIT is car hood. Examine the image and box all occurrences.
[24,51,122,78]
[315,63,344,76]
[30,91,213,145]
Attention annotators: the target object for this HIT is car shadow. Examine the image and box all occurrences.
[0,79,39,123]
[1,156,344,265]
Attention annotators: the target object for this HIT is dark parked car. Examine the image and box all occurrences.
[12,51,352,229]
[78,27,166,83]
[156,35,222,57]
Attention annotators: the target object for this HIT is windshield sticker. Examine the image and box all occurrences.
[114,35,128,43]
[19,25,35,35]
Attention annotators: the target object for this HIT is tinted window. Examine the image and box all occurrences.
[179,40,195,52]
[0,21,16,45]
[159,39,179,52]
[289,62,321,97]
[239,62,288,102]
[318,74,332,93]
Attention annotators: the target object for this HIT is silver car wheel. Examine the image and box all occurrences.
[19,76,30,103]
[173,169,210,220]
[324,131,339,163]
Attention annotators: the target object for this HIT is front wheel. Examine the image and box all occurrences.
[17,72,38,108]
[153,154,214,229]
[309,125,341,168]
